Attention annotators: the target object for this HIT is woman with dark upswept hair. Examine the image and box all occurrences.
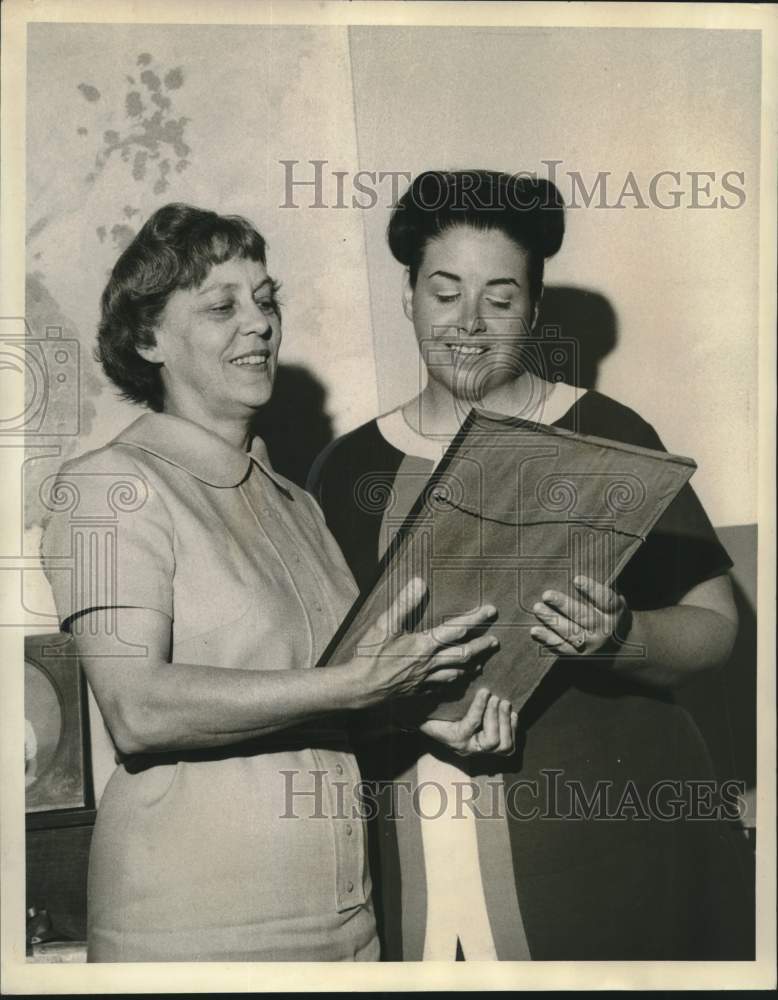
[40,202,513,962]
[310,170,754,961]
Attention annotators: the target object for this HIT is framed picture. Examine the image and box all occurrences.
[24,633,92,815]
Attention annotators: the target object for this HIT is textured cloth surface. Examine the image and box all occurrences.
[318,407,697,721]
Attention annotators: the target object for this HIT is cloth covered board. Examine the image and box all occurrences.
[317,408,696,721]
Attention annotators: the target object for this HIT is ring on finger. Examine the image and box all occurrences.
[571,632,586,650]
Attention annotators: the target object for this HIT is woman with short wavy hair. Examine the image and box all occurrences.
[41,201,506,962]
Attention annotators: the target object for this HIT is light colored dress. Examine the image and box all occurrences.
[41,411,378,962]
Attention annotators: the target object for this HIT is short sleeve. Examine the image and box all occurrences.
[614,423,733,610]
[40,447,175,631]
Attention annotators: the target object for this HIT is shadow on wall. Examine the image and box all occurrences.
[251,363,334,488]
[254,288,619,486]
[535,285,618,389]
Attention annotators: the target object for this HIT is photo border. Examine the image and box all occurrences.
[1,0,775,992]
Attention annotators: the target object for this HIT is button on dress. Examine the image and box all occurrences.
[41,412,378,962]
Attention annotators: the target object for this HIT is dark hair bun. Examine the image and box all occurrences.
[388,169,565,269]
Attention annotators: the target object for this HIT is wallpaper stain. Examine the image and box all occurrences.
[25,51,198,530]
[77,51,191,249]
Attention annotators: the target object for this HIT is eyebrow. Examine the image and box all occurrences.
[197,276,275,296]
[427,270,521,289]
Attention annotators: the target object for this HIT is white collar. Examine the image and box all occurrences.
[114,412,288,490]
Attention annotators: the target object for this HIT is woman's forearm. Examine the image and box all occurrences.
[90,594,496,756]
[609,604,737,689]
[112,659,374,755]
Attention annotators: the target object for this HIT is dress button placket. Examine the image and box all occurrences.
[320,751,364,913]
[257,475,364,914]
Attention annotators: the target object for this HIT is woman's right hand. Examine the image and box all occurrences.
[351,577,499,706]
[420,689,518,757]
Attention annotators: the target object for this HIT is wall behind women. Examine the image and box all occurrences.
[23,23,376,626]
[23,23,759,628]
[348,26,760,532]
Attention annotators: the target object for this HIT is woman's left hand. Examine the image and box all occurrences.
[419,689,518,757]
[530,575,630,657]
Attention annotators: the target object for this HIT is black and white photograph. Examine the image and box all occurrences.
[1,0,775,992]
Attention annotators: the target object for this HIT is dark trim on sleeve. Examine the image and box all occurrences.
[309,420,406,594]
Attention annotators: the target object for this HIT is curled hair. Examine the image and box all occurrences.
[387,170,565,301]
[96,202,269,411]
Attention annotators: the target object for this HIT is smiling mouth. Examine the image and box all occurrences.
[446,343,489,356]
[230,353,270,368]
